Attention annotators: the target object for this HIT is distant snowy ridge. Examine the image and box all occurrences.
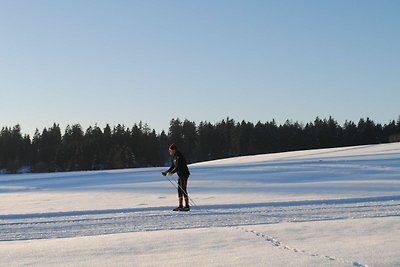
[192,142,400,166]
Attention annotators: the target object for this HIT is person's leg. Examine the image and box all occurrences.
[177,178,184,207]
[181,176,189,208]
[173,194,183,211]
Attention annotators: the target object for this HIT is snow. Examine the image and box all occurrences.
[1,143,400,266]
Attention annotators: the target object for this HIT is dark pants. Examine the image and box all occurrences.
[178,176,189,206]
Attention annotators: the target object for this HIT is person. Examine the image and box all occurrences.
[162,143,191,211]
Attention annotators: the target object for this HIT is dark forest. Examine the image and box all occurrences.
[1,116,399,174]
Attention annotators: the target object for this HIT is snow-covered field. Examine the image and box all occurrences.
[1,143,400,266]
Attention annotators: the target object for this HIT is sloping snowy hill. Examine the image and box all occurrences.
[1,143,400,266]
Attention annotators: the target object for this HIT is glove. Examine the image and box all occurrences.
[161,171,167,176]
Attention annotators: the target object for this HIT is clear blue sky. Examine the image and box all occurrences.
[1,0,399,136]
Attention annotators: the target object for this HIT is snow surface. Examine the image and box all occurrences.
[1,143,400,266]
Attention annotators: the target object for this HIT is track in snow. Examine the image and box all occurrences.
[1,195,399,241]
[236,227,368,267]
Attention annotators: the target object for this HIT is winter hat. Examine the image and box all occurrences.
[168,143,177,150]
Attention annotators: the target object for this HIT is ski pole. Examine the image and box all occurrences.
[162,174,200,210]
[166,175,199,209]
[170,176,200,209]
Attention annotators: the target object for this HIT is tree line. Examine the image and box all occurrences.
[1,116,400,174]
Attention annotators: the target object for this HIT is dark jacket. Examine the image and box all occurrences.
[167,150,190,178]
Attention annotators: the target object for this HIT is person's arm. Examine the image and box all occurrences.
[168,155,180,174]
[162,157,177,176]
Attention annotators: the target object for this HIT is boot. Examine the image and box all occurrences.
[173,197,184,211]
[181,205,190,212]
[173,206,183,211]
[181,197,190,211]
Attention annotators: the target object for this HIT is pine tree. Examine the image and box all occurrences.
[181,120,198,162]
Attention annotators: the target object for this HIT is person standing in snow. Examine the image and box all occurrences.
[162,143,191,211]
